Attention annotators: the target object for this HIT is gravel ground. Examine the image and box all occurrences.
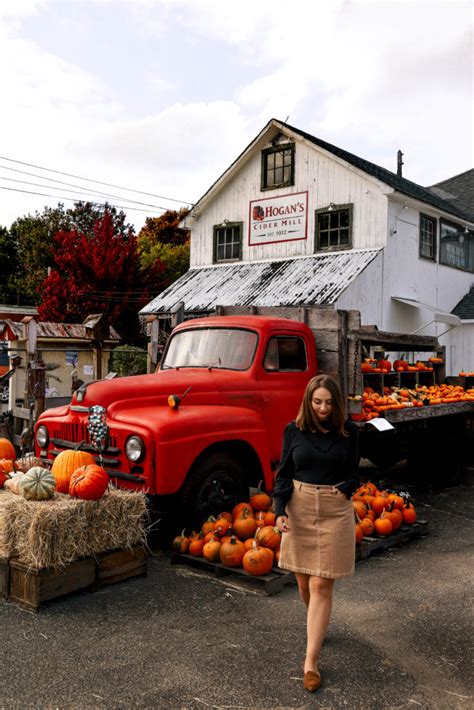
[0,481,473,710]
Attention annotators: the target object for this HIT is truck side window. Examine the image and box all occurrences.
[263,337,307,372]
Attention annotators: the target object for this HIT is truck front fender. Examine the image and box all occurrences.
[113,404,272,495]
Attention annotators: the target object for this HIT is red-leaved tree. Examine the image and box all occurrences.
[38,210,147,341]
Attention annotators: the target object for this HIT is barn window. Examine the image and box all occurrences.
[419,214,437,260]
[261,143,295,190]
[213,222,242,262]
[315,204,352,251]
[439,220,473,272]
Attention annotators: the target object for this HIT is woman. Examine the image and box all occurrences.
[272,374,359,692]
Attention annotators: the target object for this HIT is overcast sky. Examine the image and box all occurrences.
[0,0,472,233]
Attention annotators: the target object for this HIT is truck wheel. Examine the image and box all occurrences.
[182,453,248,528]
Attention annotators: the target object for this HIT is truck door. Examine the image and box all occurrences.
[258,333,312,474]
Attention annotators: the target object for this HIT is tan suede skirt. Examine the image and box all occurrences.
[278,481,355,579]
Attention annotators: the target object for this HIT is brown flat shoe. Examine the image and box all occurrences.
[303,670,321,692]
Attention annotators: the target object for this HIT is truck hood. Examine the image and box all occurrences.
[71,368,229,411]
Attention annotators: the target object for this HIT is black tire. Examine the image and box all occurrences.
[181,453,248,528]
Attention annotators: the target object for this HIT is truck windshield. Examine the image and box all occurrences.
[162,328,258,370]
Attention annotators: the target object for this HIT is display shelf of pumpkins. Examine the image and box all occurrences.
[172,483,285,580]
[350,382,474,422]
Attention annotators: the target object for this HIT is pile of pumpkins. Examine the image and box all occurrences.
[0,437,109,502]
[172,484,281,577]
[352,481,417,541]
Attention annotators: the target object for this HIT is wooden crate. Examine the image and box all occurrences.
[96,547,148,587]
[8,558,96,612]
[356,520,428,561]
[170,552,295,595]
[0,556,9,600]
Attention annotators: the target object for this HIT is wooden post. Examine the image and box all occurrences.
[146,316,160,373]
[170,302,184,329]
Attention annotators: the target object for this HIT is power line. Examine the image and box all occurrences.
[0,185,166,214]
[0,155,192,206]
[0,173,172,211]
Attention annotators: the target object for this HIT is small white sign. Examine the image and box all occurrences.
[83,365,94,376]
[249,191,308,246]
[367,417,395,432]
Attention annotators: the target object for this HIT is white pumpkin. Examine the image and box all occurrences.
[4,472,25,495]
[19,467,56,501]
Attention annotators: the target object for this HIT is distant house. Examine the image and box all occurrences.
[0,316,120,408]
[0,304,38,387]
[140,118,473,375]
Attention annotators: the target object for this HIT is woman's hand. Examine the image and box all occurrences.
[276,515,290,532]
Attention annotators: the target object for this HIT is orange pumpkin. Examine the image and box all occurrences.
[218,511,233,523]
[352,501,367,519]
[359,517,374,536]
[0,459,15,474]
[213,517,231,537]
[232,510,258,540]
[372,494,390,515]
[172,529,190,554]
[263,510,276,526]
[402,502,417,524]
[374,511,393,536]
[202,536,221,562]
[0,469,11,488]
[0,438,15,460]
[201,516,217,535]
[189,534,205,557]
[250,481,272,512]
[52,448,95,494]
[69,463,109,500]
[256,525,282,549]
[355,524,364,543]
[219,536,246,567]
[242,541,274,576]
[255,511,266,528]
[232,502,254,519]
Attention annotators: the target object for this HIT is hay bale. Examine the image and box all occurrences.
[0,488,148,569]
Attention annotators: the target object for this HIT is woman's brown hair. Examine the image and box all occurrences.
[295,374,348,436]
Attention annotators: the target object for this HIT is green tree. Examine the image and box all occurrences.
[0,225,19,304]
[109,345,148,376]
[9,204,69,304]
[137,208,190,294]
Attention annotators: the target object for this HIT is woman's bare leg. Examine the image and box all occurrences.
[304,575,334,673]
[294,572,310,607]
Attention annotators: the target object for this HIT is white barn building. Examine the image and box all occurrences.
[141,119,474,375]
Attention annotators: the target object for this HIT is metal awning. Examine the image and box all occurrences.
[141,249,382,316]
[392,296,461,326]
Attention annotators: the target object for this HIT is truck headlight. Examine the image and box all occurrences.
[125,436,145,463]
[36,425,49,448]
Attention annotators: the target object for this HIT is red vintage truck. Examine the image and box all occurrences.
[34,307,473,526]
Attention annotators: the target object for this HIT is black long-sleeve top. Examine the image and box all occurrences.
[272,420,360,518]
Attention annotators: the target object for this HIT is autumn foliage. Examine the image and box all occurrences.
[38,210,146,337]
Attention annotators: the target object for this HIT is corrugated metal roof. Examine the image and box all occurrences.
[140,249,381,315]
[3,320,120,340]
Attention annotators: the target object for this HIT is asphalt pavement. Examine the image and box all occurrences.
[0,481,473,710]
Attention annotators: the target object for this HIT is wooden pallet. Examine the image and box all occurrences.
[356,520,428,561]
[96,547,148,587]
[170,552,295,595]
[0,556,9,600]
[4,546,148,612]
[8,557,96,612]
